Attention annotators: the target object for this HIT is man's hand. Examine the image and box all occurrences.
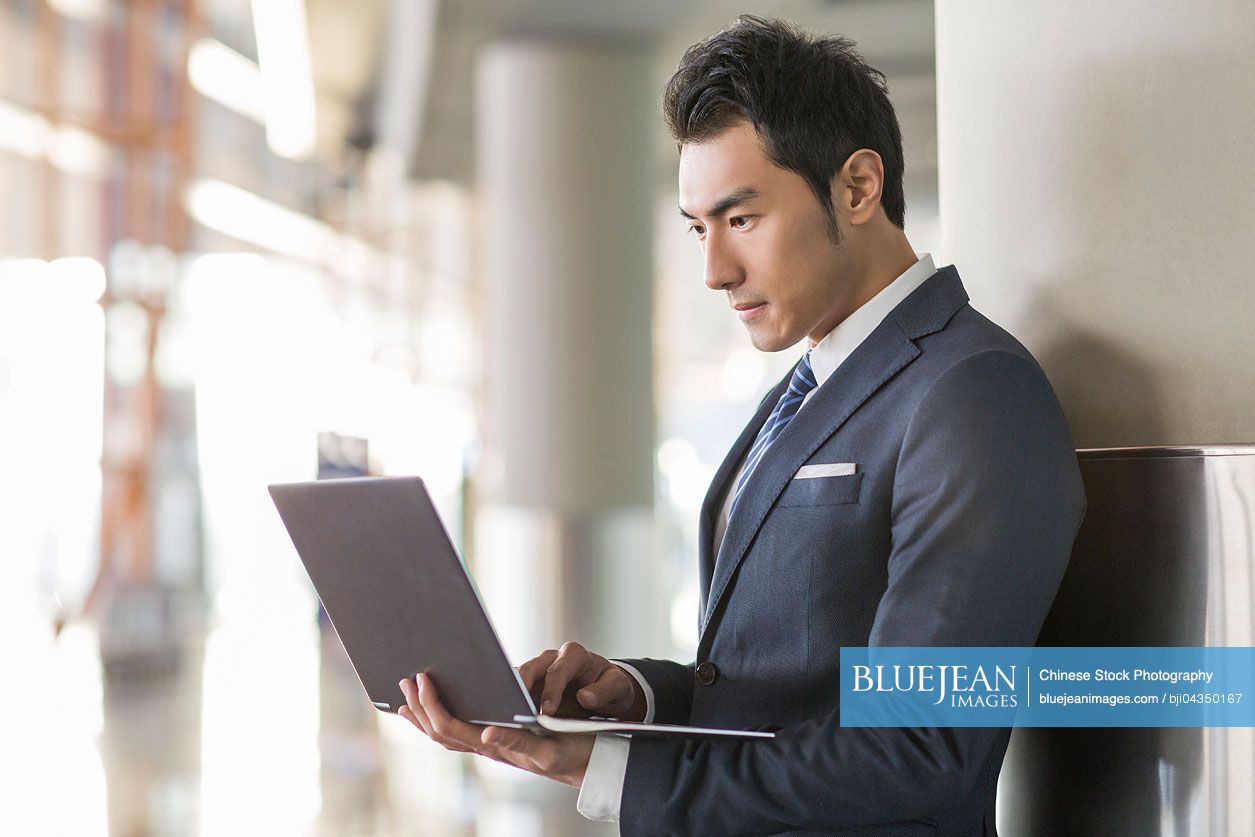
[518,641,647,721]
[397,673,594,788]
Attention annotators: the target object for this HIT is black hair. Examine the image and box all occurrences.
[663,15,906,233]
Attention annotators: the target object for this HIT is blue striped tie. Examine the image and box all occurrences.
[731,352,819,515]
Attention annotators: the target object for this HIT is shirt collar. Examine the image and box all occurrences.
[807,253,937,388]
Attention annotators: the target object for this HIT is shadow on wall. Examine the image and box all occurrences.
[1022,289,1169,450]
[986,45,1255,450]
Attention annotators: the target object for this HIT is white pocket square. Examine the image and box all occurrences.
[794,462,857,479]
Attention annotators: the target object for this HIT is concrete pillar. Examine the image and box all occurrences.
[474,41,660,661]
[936,0,1255,447]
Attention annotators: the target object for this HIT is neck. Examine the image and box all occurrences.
[808,227,918,344]
[856,225,919,303]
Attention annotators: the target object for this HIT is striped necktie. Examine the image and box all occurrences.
[731,351,819,515]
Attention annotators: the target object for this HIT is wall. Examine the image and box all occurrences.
[936,0,1255,447]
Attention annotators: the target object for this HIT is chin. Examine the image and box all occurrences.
[747,329,794,353]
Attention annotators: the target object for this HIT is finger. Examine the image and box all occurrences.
[398,704,426,733]
[577,666,636,715]
[517,652,562,697]
[402,677,473,753]
[401,678,479,754]
[417,673,488,753]
[399,678,437,738]
[540,642,596,715]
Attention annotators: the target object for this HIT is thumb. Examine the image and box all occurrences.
[577,668,635,715]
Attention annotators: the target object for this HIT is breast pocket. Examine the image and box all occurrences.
[777,470,863,507]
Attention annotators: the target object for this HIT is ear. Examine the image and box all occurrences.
[830,149,885,227]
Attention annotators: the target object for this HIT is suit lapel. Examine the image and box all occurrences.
[699,322,919,640]
[697,265,971,645]
[697,374,791,620]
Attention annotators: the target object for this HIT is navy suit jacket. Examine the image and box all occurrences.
[619,266,1086,836]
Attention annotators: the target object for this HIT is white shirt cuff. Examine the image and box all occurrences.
[574,661,654,822]
[576,733,630,822]
[609,660,655,723]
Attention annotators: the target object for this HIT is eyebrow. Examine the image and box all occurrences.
[677,187,761,220]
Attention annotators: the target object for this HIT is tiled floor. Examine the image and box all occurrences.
[8,604,613,837]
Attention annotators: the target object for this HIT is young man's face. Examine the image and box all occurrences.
[678,120,858,352]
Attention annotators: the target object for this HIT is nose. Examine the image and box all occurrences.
[702,232,742,291]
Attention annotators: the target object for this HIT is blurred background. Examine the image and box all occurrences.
[2,0,1252,835]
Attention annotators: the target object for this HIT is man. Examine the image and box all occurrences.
[398,15,1085,835]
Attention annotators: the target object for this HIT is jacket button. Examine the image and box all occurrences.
[696,661,719,686]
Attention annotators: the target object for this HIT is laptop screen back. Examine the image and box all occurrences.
[268,476,536,722]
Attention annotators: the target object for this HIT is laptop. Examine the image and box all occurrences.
[268,475,773,740]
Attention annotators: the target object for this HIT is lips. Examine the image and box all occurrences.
[734,302,767,322]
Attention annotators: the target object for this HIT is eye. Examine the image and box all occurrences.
[686,224,706,238]
[729,216,753,230]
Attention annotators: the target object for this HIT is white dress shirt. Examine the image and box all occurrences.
[576,254,938,822]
